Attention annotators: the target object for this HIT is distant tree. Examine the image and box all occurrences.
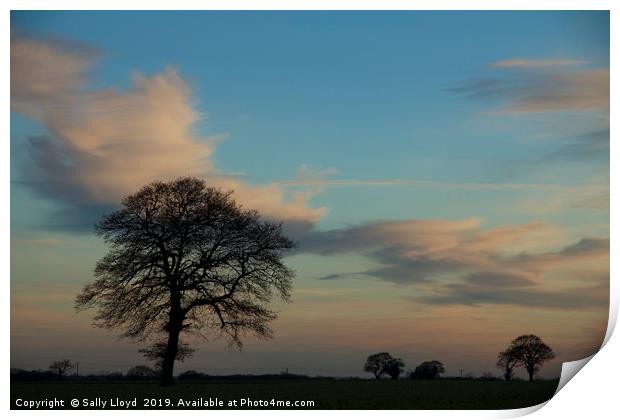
[138,340,195,369]
[508,335,555,382]
[49,359,74,381]
[496,347,522,381]
[364,352,404,379]
[75,177,295,385]
[411,360,445,380]
[386,358,405,380]
[126,365,158,379]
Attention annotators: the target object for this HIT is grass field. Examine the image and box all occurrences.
[11,378,560,410]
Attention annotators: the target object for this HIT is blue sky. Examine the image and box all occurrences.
[11,11,609,377]
[11,11,609,229]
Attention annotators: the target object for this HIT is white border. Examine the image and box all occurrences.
[3,2,616,419]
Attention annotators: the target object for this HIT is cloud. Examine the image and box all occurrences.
[541,129,609,162]
[515,181,609,215]
[11,36,324,232]
[510,238,609,271]
[299,218,608,309]
[451,56,609,170]
[489,58,589,68]
[11,237,63,247]
[463,271,537,288]
[411,281,607,309]
[272,178,577,190]
[453,68,609,114]
[302,218,480,256]
[11,37,98,117]
[452,55,609,116]
[296,164,340,180]
[502,69,609,114]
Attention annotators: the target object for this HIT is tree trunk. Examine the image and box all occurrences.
[528,369,534,382]
[161,305,183,386]
[161,326,180,385]
[161,287,183,386]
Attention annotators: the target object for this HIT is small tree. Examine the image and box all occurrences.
[363,352,403,379]
[386,358,405,380]
[496,347,522,381]
[509,335,555,382]
[411,360,445,380]
[49,359,74,381]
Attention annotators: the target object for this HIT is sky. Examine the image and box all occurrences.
[10,11,609,378]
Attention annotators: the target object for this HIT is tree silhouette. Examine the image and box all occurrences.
[364,352,404,379]
[386,358,405,380]
[49,359,74,381]
[75,177,295,385]
[508,334,555,382]
[496,347,522,381]
[411,360,445,379]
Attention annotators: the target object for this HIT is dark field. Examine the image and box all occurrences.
[11,378,560,410]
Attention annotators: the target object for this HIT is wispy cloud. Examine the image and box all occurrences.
[498,69,609,114]
[299,218,608,310]
[451,56,609,172]
[410,280,607,309]
[11,237,63,247]
[453,68,609,114]
[541,129,609,162]
[489,58,589,68]
[272,178,593,191]
[296,164,340,180]
[452,54,609,116]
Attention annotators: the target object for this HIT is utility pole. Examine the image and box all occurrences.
[459,369,464,378]
[76,362,79,377]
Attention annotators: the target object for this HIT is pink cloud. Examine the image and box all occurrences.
[11,36,324,231]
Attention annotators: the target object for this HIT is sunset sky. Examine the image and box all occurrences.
[11,11,609,378]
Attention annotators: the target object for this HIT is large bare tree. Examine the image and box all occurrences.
[76,177,295,384]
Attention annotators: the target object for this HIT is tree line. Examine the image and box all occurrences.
[16,333,554,383]
[365,334,554,381]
